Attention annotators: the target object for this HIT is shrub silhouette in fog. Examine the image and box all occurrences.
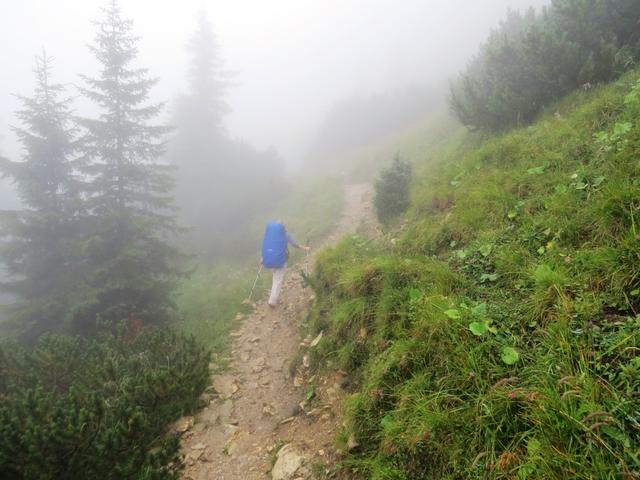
[374,154,412,225]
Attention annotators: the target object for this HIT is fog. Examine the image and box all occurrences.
[0,0,552,274]
[2,0,549,169]
[1,0,557,339]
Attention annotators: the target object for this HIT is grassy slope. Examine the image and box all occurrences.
[174,176,344,356]
[307,72,640,479]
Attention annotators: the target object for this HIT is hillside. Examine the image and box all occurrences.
[305,70,640,478]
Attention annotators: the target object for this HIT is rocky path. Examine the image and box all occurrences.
[178,183,376,480]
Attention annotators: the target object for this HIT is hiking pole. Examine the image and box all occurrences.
[247,264,263,303]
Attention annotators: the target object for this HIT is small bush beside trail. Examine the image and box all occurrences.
[374,155,412,226]
[0,327,210,480]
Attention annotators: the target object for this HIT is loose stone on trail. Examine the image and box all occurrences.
[170,416,194,435]
[271,444,305,480]
[310,331,323,347]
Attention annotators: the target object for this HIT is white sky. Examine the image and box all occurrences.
[0,0,550,168]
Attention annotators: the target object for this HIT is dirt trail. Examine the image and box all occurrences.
[179,183,376,480]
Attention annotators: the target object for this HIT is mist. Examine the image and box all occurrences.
[0,0,551,335]
[2,0,550,169]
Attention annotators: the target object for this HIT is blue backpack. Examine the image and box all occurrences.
[261,222,288,268]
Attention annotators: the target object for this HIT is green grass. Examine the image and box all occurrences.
[306,70,640,479]
[174,262,262,355]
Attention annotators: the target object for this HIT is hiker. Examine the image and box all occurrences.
[261,221,310,307]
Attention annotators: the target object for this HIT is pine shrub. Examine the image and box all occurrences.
[374,155,412,226]
[450,0,640,132]
[0,327,210,479]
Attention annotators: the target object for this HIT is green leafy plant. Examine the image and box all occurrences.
[480,273,498,282]
[444,309,461,320]
[469,320,497,336]
[467,303,497,336]
[500,346,520,365]
[527,162,549,175]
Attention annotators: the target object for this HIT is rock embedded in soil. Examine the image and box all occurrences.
[271,444,305,480]
[212,376,240,398]
[185,450,203,465]
[225,429,243,457]
[262,403,276,416]
[218,399,234,422]
[170,416,194,434]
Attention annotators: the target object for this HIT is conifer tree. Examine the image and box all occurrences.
[0,52,82,339]
[73,0,182,332]
[178,11,229,141]
[169,11,229,256]
[169,11,287,259]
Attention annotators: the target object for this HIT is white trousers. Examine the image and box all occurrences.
[268,266,287,306]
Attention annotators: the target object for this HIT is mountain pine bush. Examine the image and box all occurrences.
[374,155,412,226]
[0,327,210,479]
[450,0,640,132]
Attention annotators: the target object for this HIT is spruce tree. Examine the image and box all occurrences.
[169,11,287,259]
[74,0,181,332]
[169,11,229,257]
[179,11,230,140]
[0,52,83,339]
